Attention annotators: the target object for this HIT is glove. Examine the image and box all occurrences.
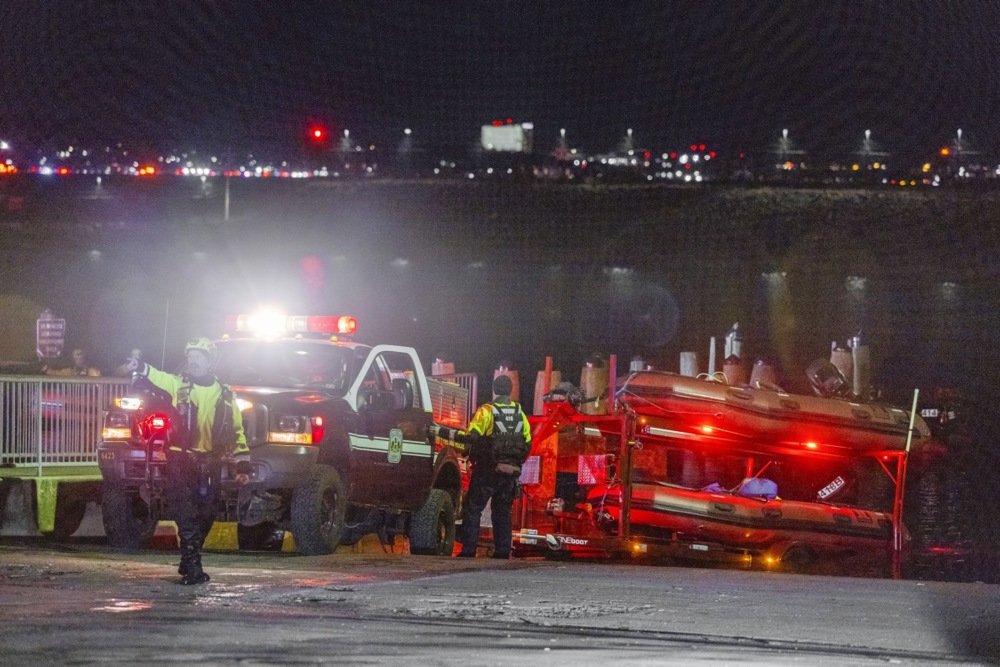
[230,454,252,485]
[126,356,147,376]
[452,430,479,447]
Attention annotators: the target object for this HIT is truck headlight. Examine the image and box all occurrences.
[269,414,313,445]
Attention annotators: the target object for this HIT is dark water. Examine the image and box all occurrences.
[2,175,999,580]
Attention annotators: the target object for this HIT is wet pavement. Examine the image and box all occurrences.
[1,537,998,665]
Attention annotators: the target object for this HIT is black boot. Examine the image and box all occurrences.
[178,538,210,585]
[180,564,210,585]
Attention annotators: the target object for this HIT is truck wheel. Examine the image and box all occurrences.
[101,484,157,550]
[409,488,455,555]
[290,464,346,555]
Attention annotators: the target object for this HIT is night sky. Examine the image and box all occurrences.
[2,2,1000,160]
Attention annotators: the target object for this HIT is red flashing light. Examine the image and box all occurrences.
[699,144,706,151]
[311,416,325,443]
[670,152,677,159]
[491,120,503,127]
[230,311,359,337]
[506,118,513,124]
[690,144,697,151]
[709,151,717,158]
[643,151,651,159]
[308,124,330,145]
[339,315,358,334]
[140,412,171,438]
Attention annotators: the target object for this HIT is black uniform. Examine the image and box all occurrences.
[458,393,531,559]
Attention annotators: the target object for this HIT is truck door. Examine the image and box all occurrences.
[347,350,433,509]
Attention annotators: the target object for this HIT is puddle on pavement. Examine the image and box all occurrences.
[91,599,154,613]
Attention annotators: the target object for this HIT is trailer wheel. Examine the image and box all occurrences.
[290,464,346,555]
[101,484,157,550]
[408,488,455,555]
[780,544,819,573]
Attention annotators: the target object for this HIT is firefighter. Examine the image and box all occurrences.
[455,374,532,559]
[127,337,249,585]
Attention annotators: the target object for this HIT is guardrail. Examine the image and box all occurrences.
[1,376,129,535]
[1,375,129,471]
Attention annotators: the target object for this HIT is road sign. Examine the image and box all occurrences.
[36,310,66,359]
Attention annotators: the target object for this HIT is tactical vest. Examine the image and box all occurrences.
[490,402,529,466]
[176,375,236,454]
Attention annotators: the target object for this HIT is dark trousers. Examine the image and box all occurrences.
[460,465,518,556]
[165,452,219,570]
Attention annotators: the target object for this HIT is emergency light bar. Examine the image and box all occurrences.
[228,312,358,337]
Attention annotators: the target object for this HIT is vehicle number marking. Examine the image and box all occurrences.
[817,475,846,499]
[388,428,403,464]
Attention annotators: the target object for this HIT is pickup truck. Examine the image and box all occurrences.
[97,314,471,555]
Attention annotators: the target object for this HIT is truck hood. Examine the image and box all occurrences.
[231,384,343,406]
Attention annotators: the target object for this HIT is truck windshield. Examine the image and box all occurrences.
[215,340,358,393]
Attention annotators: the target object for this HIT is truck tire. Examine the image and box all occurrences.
[101,484,157,550]
[290,464,347,555]
[408,488,455,555]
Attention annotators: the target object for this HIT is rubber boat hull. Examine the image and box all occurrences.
[589,481,897,566]
[618,371,930,453]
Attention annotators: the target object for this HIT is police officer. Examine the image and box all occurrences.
[128,337,248,585]
[455,374,532,559]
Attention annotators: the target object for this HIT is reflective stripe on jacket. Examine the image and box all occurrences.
[466,399,532,443]
[145,365,248,455]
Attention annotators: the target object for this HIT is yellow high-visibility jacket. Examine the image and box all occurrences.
[144,366,248,455]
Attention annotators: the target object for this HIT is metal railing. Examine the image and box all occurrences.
[430,372,478,427]
[1,376,129,472]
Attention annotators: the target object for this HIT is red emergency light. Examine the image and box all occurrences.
[303,315,357,335]
[312,416,325,443]
[139,412,171,439]
[229,311,358,337]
